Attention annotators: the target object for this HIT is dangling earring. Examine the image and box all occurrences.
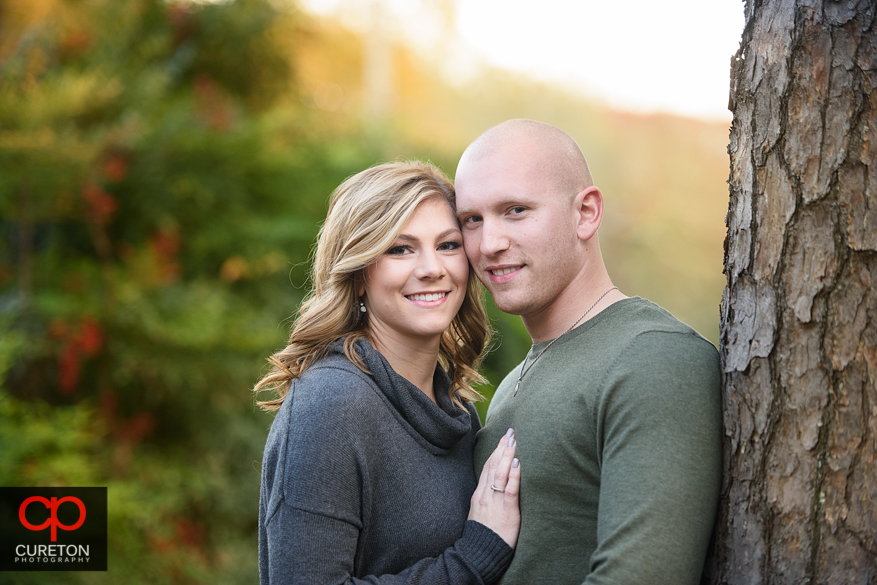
[359,299,367,313]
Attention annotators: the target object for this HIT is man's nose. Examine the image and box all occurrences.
[480,220,510,257]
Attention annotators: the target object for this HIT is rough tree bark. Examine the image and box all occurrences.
[714,1,877,584]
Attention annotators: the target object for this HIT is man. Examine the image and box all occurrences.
[455,119,722,585]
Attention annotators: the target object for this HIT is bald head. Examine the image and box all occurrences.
[456,119,593,198]
[453,119,609,335]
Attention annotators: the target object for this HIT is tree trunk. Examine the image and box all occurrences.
[715,1,877,584]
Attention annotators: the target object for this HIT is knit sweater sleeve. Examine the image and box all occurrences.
[259,369,513,585]
[585,331,723,585]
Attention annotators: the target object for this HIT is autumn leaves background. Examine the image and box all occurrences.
[0,1,730,582]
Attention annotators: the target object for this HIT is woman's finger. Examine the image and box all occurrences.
[504,457,521,500]
[490,434,516,493]
[477,428,514,488]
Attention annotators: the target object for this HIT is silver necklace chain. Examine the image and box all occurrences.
[513,286,618,397]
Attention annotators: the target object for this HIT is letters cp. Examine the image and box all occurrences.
[19,496,86,542]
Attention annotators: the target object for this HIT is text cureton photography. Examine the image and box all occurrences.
[0,487,107,572]
[14,544,92,564]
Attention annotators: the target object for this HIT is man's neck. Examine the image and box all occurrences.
[522,266,625,344]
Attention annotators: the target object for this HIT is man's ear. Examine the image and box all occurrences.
[575,186,603,241]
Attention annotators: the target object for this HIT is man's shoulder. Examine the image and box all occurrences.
[599,299,721,406]
[611,297,707,334]
[551,297,719,400]
[605,297,717,356]
[489,298,718,408]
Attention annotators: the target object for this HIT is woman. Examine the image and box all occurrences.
[255,161,521,585]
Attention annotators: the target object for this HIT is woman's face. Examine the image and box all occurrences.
[361,196,469,349]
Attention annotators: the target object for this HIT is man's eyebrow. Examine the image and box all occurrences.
[456,197,538,216]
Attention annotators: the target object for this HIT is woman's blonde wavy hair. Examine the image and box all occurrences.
[254,160,490,411]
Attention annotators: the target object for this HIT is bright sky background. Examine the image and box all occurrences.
[298,0,745,121]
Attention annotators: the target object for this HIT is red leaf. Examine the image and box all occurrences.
[103,155,128,182]
[58,346,81,394]
[150,230,182,283]
[81,183,118,224]
[76,318,104,356]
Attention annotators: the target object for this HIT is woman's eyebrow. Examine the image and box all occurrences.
[438,228,462,239]
[396,228,461,242]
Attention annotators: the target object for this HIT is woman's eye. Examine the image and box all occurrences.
[387,246,410,255]
[438,241,461,251]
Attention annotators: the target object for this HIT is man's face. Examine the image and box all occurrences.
[455,144,583,318]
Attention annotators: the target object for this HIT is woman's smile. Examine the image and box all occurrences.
[405,291,449,303]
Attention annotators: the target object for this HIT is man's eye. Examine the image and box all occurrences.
[463,215,482,225]
[510,207,526,215]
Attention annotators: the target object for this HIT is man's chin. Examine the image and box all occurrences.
[487,293,529,316]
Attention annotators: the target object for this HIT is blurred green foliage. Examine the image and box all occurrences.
[0,0,388,582]
[0,0,729,581]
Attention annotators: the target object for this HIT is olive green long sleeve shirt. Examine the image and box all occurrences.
[474,297,722,585]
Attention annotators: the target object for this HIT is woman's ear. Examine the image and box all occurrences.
[575,186,603,242]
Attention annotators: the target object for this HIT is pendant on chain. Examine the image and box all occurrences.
[511,285,618,398]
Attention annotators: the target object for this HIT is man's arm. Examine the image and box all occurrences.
[586,330,722,585]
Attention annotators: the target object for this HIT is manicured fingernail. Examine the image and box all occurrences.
[512,458,520,468]
[508,436,515,448]
[506,428,514,437]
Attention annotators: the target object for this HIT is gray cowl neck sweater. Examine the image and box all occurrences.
[259,338,513,585]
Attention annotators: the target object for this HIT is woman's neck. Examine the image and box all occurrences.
[369,332,441,403]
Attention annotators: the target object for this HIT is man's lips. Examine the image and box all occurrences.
[485,265,523,283]
[489,267,518,276]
